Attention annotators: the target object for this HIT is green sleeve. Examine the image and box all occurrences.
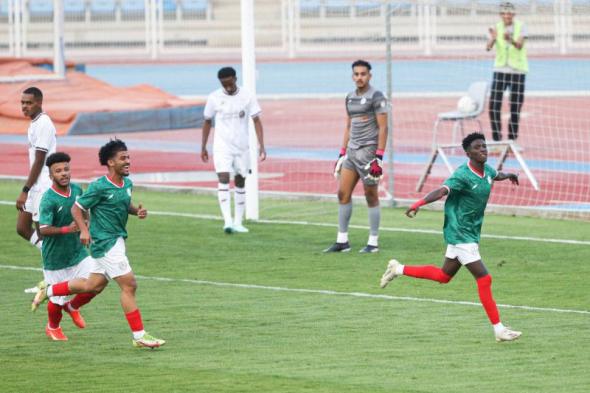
[487,164,498,180]
[76,181,102,210]
[38,194,54,227]
[444,171,468,193]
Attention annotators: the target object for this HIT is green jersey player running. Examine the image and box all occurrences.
[379,132,522,342]
[32,139,165,348]
[34,152,97,341]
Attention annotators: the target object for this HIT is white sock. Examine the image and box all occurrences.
[336,232,348,243]
[395,263,405,276]
[30,232,42,250]
[132,330,146,340]
[368,235,379,247]
[234,187,246,227]
[493,322,506,334]
[218,183,232,227]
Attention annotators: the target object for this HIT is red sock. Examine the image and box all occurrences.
[47,301,63,329]
[125,309,144,333]
[476,274,500,324]
[51,281,71,297]
[68,293,96,310]
[403,265,452,283]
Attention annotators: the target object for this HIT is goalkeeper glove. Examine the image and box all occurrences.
[364,150,384,181]
[333,148,347,178]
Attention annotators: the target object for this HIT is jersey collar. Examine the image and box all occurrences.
[468,162,485,178]
[50,185,71,198]
[105,175,124,188]
[31,112,44,122]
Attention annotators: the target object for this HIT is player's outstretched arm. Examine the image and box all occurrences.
[495,172,519,185]
[405,186,449,218]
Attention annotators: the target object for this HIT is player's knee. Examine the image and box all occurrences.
[439,271,452,284]
[337,190,351,203]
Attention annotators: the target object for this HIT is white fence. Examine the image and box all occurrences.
[0,0,589,60]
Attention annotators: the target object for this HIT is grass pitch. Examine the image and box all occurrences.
[0,180,588,393]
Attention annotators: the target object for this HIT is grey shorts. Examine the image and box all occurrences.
[342,145,379,186]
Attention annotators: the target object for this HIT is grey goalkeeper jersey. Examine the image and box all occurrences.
[345,86,388,149]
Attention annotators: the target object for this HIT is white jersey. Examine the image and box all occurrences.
[28,112,57,192]
[203,87,261,154]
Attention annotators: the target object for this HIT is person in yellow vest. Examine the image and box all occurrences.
[486,2,528,142]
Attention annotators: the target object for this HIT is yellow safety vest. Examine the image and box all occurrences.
[494,20,528,73]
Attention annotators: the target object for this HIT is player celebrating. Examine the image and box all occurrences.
[16,87,57,250]
[36,152,98,341]
[32,139,165,348]
[380,132,522,342]
[201,66,266,234]
[325,60,388,253]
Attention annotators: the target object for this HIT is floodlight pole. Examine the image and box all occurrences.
[241,0,260,220]
[385,2,395,206]
[53,0,65,78]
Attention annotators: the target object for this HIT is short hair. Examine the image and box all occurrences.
[500,2,515,13]
[98,139,128,166]
[23,87,43,101]
[46,152,71,168]
[351,59,371,71]
[218,67,237,79]
[462,132,486,151]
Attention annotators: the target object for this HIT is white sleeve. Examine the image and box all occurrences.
[203,95,216,120]
[248,94,261,118]
[34,116,56,152]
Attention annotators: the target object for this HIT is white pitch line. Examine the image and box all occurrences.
[1,200,587,245]
[2,264,588,316]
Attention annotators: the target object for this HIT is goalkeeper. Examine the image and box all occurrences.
[325,59,388,254]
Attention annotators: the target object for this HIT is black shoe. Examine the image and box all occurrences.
[359,245,379,254]
[323,242,351,253]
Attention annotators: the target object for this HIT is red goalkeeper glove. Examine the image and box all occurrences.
[364,150,384,181]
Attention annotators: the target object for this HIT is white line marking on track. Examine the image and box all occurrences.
[3,264,588,316]
[1,200,587,245]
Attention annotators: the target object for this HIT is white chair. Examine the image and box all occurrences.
[432,81,488,146]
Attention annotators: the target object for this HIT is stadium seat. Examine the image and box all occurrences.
[29,0,54,18]
[355,1,381,17]
[121,0,145,19]
[432,81,489,146]
[325,0,350,17]
[163,0,178,12]
[0,0,8,18]
[90,0,116,20]
[64,0,86,20]
[180,0,208,19]
[299,0,322,17]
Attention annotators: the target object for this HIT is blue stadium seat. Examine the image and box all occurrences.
[29,0,54,17]
[355,1,381,16]
[325,0,350,16]
[0,0,8,17]
[90,0,116,16]
[64,0,86,15]
[300,0,322,13]
[180,0,208,13]
[121,0,145,15]
[163,0,178,12]
[180,0,208,18]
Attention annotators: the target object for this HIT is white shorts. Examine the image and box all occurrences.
[445,243,482,265]
[43,256,94,306]
[24,188,46,222]
[91,237,132,280]
[213,149,250,177]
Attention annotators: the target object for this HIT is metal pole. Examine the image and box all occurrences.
[53,0,65,78]
[241,0,259,220]
[385,2,395,206]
